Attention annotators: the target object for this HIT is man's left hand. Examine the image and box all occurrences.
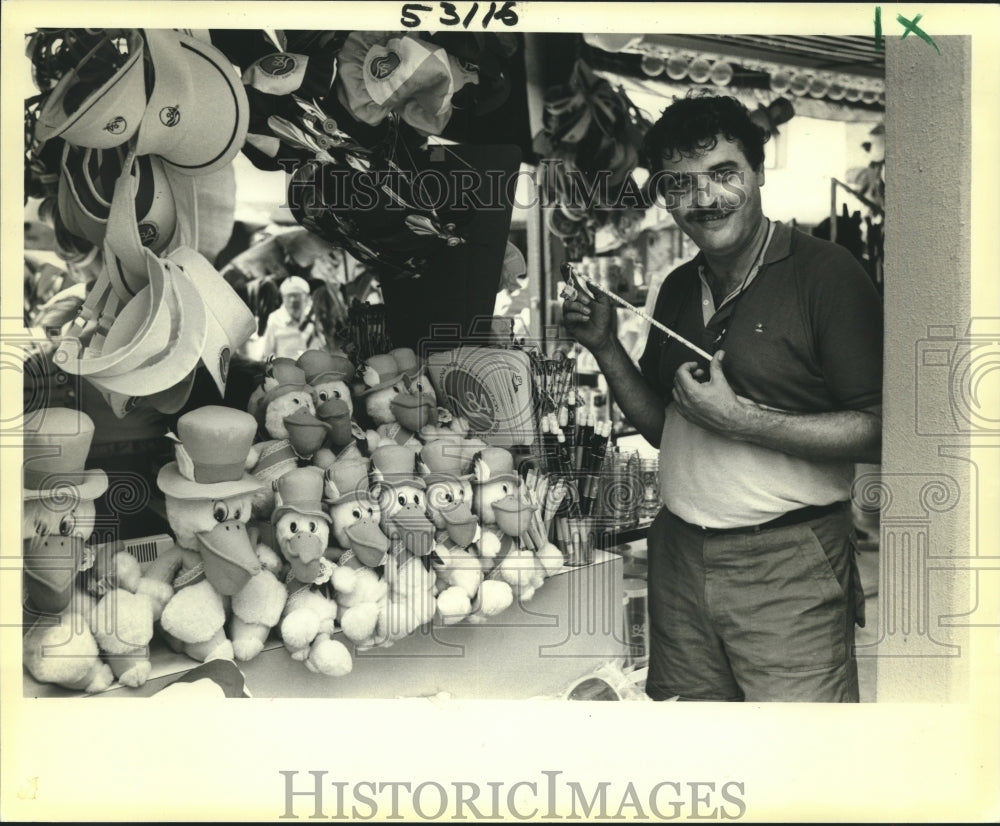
[672,351,749,435]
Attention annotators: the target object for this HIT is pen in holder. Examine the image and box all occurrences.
[554,515,600,567]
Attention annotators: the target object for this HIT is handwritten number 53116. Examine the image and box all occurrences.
[401,1,519,29]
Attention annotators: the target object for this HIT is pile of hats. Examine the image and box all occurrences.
[28,29,255,416]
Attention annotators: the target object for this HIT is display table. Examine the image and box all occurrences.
[23,552,625,700]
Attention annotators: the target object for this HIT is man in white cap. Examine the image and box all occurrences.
[261,275,323,360]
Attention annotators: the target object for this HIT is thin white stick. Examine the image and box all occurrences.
[572,270,713,362]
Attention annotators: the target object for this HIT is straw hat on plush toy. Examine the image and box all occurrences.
[419,439,474,481]
[22,408,109,502]
[156,406,262,499]
[358,347,421,396]
[369,443,425,490]
[254,363,311,423]
[272,466,331,525]
[323,459,375,507]
[296,350,355,385]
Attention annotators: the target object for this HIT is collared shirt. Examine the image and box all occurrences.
[638,221,883,529]
[261,304,319,360]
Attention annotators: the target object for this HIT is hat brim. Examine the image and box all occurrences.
[357,367,423,397]
[136,30,249,176]
[59,146,183,259]
[88,253,209,396]
[311,369,355,385]
[103,151,199,300]
[272,504,332,525]
[58,250,172,380]
[371,474,426,490]
[23,469,109,502]
[423,471,474,485]
[258,382,312,414]
[473,472,519,486]
[171,246,255,397]
[324,490,379,508]
[34,30,147,149]
[157,462,262,500]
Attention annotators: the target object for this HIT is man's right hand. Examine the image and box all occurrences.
[562,290,616,356]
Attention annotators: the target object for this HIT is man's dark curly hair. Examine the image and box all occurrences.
[641,92,770,173]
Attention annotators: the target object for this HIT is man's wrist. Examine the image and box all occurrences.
[591,336,624,367]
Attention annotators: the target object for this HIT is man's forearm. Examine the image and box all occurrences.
[593,340,666,446]
[731,403,882,464]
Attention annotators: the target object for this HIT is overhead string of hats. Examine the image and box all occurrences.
[236,29,518,282]
[24,28,521,414]
[532,56,654,261]
[26,28,255,418]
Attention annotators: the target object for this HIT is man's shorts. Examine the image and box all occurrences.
[644,504,865,702]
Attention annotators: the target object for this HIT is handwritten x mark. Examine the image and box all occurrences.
[896,12,941,54]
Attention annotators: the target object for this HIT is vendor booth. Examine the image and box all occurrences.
[19,27,884,701]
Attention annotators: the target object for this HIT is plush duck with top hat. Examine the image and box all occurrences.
[325,459,392,649]
[272,466,354,676]
[419,439,514,625]
[21,408,171,691]
[146,406,287,664]
[296,350,384,469]
[368,444,439,641]
[246,360,329,519]
[359,348,440,449]
[471,447,556,603]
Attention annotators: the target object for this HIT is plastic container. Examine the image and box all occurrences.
[622,577,649,671]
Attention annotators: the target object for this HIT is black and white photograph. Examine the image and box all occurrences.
[2,2,997,822]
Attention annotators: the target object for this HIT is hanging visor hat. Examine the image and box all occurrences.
[34,28,249,178]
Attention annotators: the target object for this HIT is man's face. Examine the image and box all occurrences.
[656,135,764,259]
[284,292,305,320]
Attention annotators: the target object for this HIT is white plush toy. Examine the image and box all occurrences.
[272,466,354,676]
[245,361,327,519]
[419,439,513,625]
[369,445,438,641]
[146,406,287,665]
[358,348,439,449]
[22,408,170,691]
[471,447,552,603]
[325,459,392,649]
[297,350,355,417]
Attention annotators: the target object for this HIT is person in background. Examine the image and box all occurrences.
[562,94,883,702]
[260,275,324,360]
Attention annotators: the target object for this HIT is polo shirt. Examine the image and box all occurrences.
[261,304,318,360]
[638,220,883,528]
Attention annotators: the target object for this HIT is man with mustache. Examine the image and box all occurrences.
[562,94,883,702]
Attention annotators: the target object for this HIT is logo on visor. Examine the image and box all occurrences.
[219,347,231,385]
[159,106,181,127]
[260,54,297,77]
[138,222,159,247]
[369,52,401,80]
[105,117,127,135]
